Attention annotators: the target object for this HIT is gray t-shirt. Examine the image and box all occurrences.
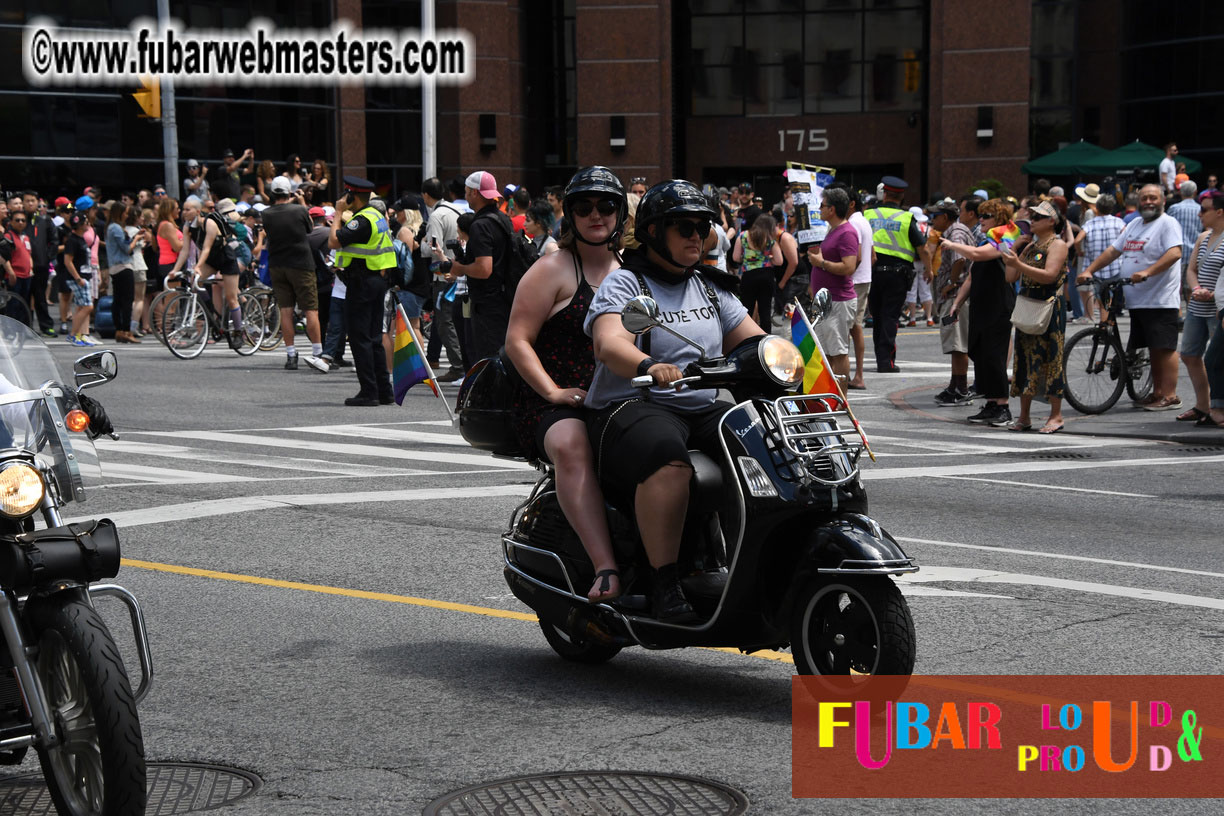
[583,267,750,410]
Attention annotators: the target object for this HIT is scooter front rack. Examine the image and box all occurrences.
[769,394,863,487]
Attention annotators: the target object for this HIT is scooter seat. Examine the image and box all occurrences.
[688,451,724,515]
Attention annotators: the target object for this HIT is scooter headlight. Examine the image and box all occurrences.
[759,335,804,386]
[0,462,45,518]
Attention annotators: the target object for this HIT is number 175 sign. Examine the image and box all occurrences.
[778,128,829,152]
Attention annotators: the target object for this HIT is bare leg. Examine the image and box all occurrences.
[635,462,691,569]
[280,307,297,348]
[71,303,92,337]
[1182,354,1209,413]
[131,280,146,331]
[1041,396,1064,433]
[1151,348,1180,399]
[829,353,850,378]
[304,310,322,345]
[543,419,619,601]
[1017,395,1032,427]
[849,323,866,387]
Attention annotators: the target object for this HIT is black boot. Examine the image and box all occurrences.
[652,563,697,624]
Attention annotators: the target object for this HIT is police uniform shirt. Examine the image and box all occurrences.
[874,205,925,264]
[337,211,374,274]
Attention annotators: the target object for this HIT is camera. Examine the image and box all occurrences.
[444,238,461,253]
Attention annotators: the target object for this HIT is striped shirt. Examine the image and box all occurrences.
[1081,215,1125,279]
[1168,198,1203,253]
[1191,229,1223,318]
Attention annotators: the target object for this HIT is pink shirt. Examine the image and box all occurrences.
[810,221,860,302]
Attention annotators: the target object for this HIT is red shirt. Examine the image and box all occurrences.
[4,229,32,278]
[510,214,526,233]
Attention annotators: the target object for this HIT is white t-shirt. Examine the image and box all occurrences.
[849,211,873,284]
[1159,157,1177,192]
[706,224,730,273]
[1112,213,1183,309]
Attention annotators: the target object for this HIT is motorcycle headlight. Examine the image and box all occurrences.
[758,335,804,386]
[0,462,45,518]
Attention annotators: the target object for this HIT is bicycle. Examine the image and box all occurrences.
[160,274,266,359]
[242,282,283,350]
[1062,278,1153,414]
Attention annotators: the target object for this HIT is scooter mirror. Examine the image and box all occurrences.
[808,288,832,325]
[74,350,118,392]
[621,296,662,335]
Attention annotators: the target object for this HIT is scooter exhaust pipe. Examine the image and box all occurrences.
[504,568,626,646]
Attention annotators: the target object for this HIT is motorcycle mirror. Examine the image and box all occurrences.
[73,350,118,392]
[621,296,662,335]
[808,288,832,325]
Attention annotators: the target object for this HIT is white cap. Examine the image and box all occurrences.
[914,212,929,223]
[322,206,336,218]
[235,202,251,213]
[973,189,989,200]
[909,206,924,216]
[252,203,268,212]
[186,158,199,168]
[269,177,293,196]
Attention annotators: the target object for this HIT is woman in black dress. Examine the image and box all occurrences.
[505,168,626,601]
[944,198,1024,427]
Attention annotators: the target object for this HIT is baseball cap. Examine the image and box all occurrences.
[235,202,251,213]
[269,177,293,196]
[222,148,234,158]
[186,159,199,168]
[54,196,71,208]
[503,183,518,196]
[74,195,95,211]
[322,206,336,219]
[465,171,500,200]
[926,201,958,218]
[973,188,990,200]
[308,206,326,218]
[252,203,268,213]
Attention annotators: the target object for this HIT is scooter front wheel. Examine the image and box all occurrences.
[32,599,147,816]
[539,619,622,665]
[790,577,915,677]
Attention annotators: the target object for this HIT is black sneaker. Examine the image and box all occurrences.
[284,355,299,370]
[967,403,1001,424]
[988,405,1013,427]
[653,579,698,624]
[934,387,971,407]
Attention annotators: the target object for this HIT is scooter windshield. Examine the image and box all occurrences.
[0,316,102,505]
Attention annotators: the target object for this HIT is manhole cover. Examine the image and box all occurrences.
[1031,451,1094,460]
[0,761,261,814]
[423,770,748,815]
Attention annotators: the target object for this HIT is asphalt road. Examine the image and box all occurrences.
[2,320,1222,815]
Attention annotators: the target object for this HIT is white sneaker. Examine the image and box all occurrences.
[81,335,103,346]
[442,376,464,387]
[304,355,330,373]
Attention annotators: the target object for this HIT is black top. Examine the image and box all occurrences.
[64,232,91,278]
[24,215,55,268]
[261,203,314,270]
[465,204,513,304]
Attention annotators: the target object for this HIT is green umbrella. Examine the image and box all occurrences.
[1021,140,1106,176]
[1077,140,1203,175]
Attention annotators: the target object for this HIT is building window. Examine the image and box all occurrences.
[683,1,925,117]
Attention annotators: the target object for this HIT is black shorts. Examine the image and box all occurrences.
[534,406,587,462]
[588,399,729,492]
[1127,308,1180,352]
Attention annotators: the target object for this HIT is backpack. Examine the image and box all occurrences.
[407,219,433,300]
[390,237,414,290]
[474,209,539,299]
[207,212,241,265]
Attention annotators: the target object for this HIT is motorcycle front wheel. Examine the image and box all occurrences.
[790,578,915,677]
[32,599,147,816]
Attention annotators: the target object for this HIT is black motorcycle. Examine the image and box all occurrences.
[0,316,152,815]
[458,294,917,677]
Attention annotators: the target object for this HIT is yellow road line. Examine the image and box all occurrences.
[122,558,796,664]
[122,558,538,622]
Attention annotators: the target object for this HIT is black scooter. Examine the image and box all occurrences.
[457,293,917,676]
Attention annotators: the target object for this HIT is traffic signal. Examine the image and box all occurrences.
[133,76,160,119]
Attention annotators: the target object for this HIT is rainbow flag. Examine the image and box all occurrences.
[790,308,840,396]
[392,303,439,404]
[987,221,1023,250]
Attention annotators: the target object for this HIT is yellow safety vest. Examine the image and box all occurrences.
[334,206,395,270]
[866,206,917,263]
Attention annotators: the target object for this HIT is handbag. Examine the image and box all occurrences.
[1010,294,1056,335]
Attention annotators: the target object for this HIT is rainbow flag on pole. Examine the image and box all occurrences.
[392,303,446,407]
[987,221,1023,251]
[790,301,875,461]
[790,308,840,397]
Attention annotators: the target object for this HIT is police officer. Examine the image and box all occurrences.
[328,175,396,406]
[864,176,924,372]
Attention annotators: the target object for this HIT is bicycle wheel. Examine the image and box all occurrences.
[147,288,178,346]
[1063,327,1125,414]
[232,292,264,356]
[246,287,282,350]
[160,292,210,359]
[1124,347,1153,403]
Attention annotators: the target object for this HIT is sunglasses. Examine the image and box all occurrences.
[1030,213,1051,221]
[665,218,711,240]
[570,198,618,218]
[154,191,167,197]
[630,177,646,184]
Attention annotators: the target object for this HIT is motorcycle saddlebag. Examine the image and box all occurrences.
[0,519,121,593]
[455,352,527,457]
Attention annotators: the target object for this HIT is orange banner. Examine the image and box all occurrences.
[793,675,1223,798]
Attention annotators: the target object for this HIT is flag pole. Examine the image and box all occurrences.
[792,299,876,462]
[399,304,457,424]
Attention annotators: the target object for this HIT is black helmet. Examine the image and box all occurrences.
[633,180,717,268]
[563,166,626,248]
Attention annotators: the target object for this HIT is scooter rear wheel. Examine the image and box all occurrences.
[31,599,147,816]
[539,619,622,665]
[790,577,915,677]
